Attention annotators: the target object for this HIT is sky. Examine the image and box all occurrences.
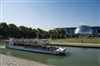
[0,0,100,30]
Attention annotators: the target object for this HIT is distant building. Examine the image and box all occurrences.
[59,25,100,37]
[75,25,92,34]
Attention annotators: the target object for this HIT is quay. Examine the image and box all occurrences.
[49,42,100,48]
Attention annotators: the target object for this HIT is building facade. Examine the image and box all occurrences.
[61,26,100,37]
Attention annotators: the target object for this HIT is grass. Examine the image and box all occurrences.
[49,38,100,44]
[0,38,100,45]
[0,41,6,45]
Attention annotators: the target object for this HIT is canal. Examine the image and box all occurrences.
[0,44,100,66]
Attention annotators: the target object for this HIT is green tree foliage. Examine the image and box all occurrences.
[48,28,66,39]
[36,28,48,39]
[8,23,20,38]
[0,22,9,38]
[0,22,48,39]
[18,26,37,38]
[0,22,37,39]
[0,22,78,39]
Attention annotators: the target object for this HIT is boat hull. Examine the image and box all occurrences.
[5,45,66,55]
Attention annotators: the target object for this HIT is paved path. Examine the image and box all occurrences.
[49,42,100,48]
[0,54,52,66]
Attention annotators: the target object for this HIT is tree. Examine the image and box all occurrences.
[0,22,67,39]
[48,28,66,39]
[19,26,28,38]
[36,28,47,39]
[0,22,9,38]
[8,23,20,38]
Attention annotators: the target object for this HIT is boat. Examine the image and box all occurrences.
[5,41,66,55]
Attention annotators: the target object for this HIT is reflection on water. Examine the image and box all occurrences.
[65,52,72,57]
[0,45,100,66]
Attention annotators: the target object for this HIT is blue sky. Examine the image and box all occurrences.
[0,0,100,30]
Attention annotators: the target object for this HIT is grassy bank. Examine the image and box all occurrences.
[49,38,100,44]
[0,41,6,45]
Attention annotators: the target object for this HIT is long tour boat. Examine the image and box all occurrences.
[5,39,66,55]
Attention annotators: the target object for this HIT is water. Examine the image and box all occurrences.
[0,44,100,66]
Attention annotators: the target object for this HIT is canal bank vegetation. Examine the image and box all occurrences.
[0,22,66,39]
[13,41,38,45]
[49,38,100,44]
[10,39,44,45]
[0,22,100,44]
[0,41,6,45]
